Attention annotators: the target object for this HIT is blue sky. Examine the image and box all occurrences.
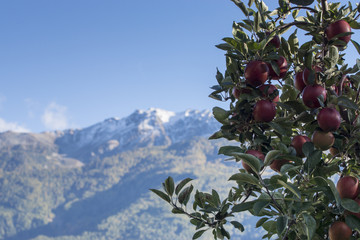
[0,0,359,133]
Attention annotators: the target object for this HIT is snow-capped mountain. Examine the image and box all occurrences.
[0,108,263,240]
[54,108,219,160]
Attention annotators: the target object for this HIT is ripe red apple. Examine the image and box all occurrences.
[245,60,269,87]
[326,20,352,46]
[294,71,306,92]
[302,84,327,108]
[302,66,322,85]
[311,130,334,150]
[258,84,279,102]
[337,175,360,199]
[242,150,265,172]
[266,32,281,48]
[317,108,341,132]
[291,135,311,158]
[328,221,352,240]
[270,35,281,48]
[253,100,276,122]
[232,87,251,99]
[270,159,289,172]
[267,56,288,80]
[232,87,241,99]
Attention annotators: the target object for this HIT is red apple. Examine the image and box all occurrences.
[291,135,311,158]
[267,56,288,80]
[232,87,241,99]
[326,20,352,46]
[302,84,327,108]
[303,66,322,85]
[328,221,352,240]
[270,159,289,172]
[253,100,276,122]
[266,32,281,48]
[245,61,269,87]
[337,175,360,199]
[258,84,279,102]
[294,71,306,92]
[242,150,265,172]
[312,130,334,150]
[317,108,341,132]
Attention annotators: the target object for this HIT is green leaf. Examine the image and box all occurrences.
[342,198,360,213]
[338,96,359,110]
[175,178,193,195]
[231,0,249,16]
[218,146,243,156]
[305,150,322,173]
[231,221,245,232]
[270,59,280,78]
[351,40,360,55]
[350,21,360,29]
[212,189,221,207]
[150,189,171,203]
[302,213,316,240]
[267,122,289,136]
[327,178,341,207]
[328,45,339,68]
[213,107,230,124]
[280,164,301,175]
[254,11,261,32]
[232,201,255,212]
[164,176,175,196]
[278,180,301,199]
[302,142,314,158]
[277,215,288,235]
[216,68,224,84]
[262,220,277,233]
[178,185,194,205]
[289,0,314,6]
[231,152,263,173]
[256,217,269,228]
[288,29,299,53]
[172,208,185,214]
[193,229,207,239]
[304,51,314,70]
[253,199,270,215]
[264,150,282,167]
[345,215,360,231]
[229,173,262,187]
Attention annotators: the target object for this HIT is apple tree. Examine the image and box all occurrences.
[151,0,360,239]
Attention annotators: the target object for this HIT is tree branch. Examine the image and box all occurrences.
[289,6,318,13]
[321,0,328,13]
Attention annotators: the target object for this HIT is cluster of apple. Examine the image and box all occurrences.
[244,56,287,123]
[239,19,353,177]
[329,175,360,240]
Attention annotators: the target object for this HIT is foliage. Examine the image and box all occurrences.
[153,0,360,239]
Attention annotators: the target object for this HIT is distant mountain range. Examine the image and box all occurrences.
[0,108,262,240]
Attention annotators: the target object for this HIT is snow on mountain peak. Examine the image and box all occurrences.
[56,108,219,153]
[147,108,176,123]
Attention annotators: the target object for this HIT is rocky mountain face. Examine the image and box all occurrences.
[0,109,261,240]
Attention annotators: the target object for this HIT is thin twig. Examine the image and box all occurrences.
[289,6,318,13]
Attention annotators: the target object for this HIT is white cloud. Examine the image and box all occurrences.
[41,102,69,130]
[0,118,29,133]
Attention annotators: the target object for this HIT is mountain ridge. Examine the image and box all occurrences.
[0,108,261,240]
